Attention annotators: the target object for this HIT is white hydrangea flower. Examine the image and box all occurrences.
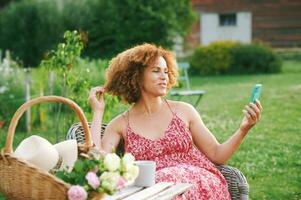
[121,153,135,171]
[100,172,120,193]
[122,165,139,181]
[104,153,121,172]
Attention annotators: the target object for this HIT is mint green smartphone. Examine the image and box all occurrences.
[250,84,262,103]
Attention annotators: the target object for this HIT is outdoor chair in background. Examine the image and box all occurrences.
[67,123,249,200]
[170,62,205,107]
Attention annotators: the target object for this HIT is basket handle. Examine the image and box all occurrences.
[3,96,92,154]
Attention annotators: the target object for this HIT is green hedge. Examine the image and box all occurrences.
[0,0,63,67]
[229,43,281,74]
[190,41,237,75]
[189,41,281,75]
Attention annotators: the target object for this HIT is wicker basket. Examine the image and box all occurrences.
[0,96,92,200]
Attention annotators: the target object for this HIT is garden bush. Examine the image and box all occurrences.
[229,42,281,74]
[189,41,237,75]
[189,41,281,75]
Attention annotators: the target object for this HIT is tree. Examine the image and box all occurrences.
[62,0,196,58]
[0,0,196,66]
[0,0,63,67]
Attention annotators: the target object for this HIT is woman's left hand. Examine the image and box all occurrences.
[240,100,263,133]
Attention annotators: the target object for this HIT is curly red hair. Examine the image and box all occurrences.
[104,43,178,104]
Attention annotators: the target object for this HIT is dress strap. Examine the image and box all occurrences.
[164,98,176,116]
[122,110,130,126]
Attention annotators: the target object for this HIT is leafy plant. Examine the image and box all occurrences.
[41,30,84,96]
[41,31,84,73]
[37,30,122,140]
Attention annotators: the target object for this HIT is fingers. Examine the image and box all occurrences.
[243,105,257,121]
[242,109,252,120]
[255,100,263,111]
[88,86,106,106]
[243,101,262,122]
[90,86,105,95]
[249,102,261,116]
[89,86,105,99]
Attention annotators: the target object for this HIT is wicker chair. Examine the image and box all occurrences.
[67,122,249,200]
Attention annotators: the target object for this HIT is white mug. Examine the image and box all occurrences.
[134,160,156,187]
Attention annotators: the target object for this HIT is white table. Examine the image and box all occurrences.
[105,182,193,200]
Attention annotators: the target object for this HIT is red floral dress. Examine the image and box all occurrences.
[124,104,231,200]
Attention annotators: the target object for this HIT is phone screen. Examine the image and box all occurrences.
[250,84,262,103]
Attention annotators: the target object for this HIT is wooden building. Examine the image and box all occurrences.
[187,0,301,48]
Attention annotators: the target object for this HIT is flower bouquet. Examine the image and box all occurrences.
[55,150,139,200]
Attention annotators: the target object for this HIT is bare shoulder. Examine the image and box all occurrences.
[166,100,197,123]
[166,99,195,113]
[106,113,127,135]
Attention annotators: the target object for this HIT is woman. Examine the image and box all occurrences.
[88,43,262,199]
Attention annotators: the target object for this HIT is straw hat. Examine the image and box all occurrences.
[13,135,78,172]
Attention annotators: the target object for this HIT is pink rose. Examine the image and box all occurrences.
[117,177,126,190]
[67,185,87,200]
[86,171,100,189]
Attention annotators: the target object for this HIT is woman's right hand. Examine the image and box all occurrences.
[88,86,105,113]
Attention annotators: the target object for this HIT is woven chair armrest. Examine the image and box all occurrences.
[66,122,124,155]
[216,165,249,200]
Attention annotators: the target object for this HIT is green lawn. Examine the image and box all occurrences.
[185,61,301,199]
[0,61,300,199]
